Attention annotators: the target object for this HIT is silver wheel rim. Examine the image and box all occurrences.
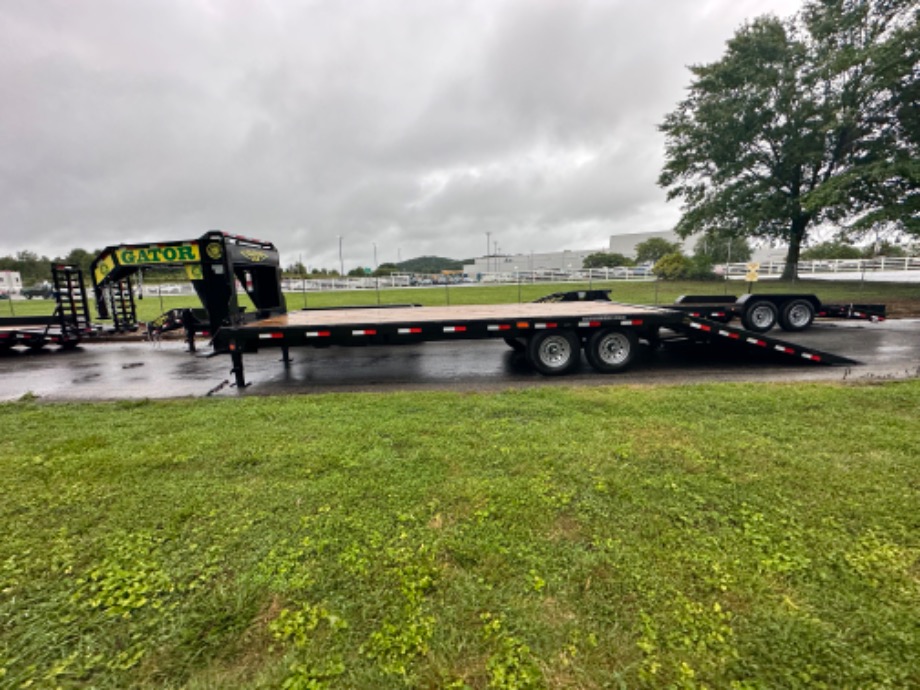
[751,305,775,329]
[537,335,573,369]
[787,303,811,327]
[598,333,630,365]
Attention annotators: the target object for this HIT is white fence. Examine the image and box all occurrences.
[135,255,920,296]
[723,256,920,278]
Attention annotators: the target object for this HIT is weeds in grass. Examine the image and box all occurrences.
[1,381,918,688]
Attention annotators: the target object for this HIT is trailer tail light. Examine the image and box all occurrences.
[487,324,512,331]
[443,326,467,333]
[306,331,331,338]
[398,327,423,334]
[352,329,377,336]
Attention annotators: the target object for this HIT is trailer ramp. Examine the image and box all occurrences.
[674,315,859,366]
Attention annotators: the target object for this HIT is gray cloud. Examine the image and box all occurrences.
[0,0,802,269]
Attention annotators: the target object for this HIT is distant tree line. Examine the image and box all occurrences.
[0,248,96,286]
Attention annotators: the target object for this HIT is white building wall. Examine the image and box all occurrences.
[463,248,607,275]
[461,232,790,276]
[0,270,22,293]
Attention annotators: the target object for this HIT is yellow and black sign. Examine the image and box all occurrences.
[116,243,200,266]
[240,249,268,263]
[95,242,203,285]
[93,254,116,284]
[746,262,760,283]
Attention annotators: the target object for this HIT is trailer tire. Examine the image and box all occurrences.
[585,328,637,373]
[741,300,778,332]
[527,330,581,376]
[779,299,815,332]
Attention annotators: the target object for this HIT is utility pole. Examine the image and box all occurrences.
[485,231,491,274]
[337,235,344,276]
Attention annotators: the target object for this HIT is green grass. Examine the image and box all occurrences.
[2,382,919,688]
[3,278,919,324]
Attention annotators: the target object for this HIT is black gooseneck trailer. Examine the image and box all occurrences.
[85,231,886,389]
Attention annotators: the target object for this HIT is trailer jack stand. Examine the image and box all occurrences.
[280,345,291,365]
[230,350,249,389]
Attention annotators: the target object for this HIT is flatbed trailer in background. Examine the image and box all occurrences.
[670,293,886,332]
[0,265,93,352]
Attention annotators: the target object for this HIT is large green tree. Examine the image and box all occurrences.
[659,0,918,279]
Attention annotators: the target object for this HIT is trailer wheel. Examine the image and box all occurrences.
[585,328,637,373]
[741,300,778,332]
[779,299,815,332]
[503,336,526,352]
[527,330,581,375]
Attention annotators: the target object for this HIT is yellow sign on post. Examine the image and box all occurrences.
[746,262,760,283]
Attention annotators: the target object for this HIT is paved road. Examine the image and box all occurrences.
[1,319,918,401]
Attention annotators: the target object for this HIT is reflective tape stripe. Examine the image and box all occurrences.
[352,329,377,336]
[620,319,643,326]
[488,324,511,331]
[259,332,284,340]
[747,338,766,347]
[802,353,821,362]
[443,326,467,333]
[534,322,557,329]
[398,327,422,334]
[774,345,795,354]
[306,331,330,338]
[578,320,601,328]
[718,330,741,339]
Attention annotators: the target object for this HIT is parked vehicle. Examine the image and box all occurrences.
[22,284,54,299]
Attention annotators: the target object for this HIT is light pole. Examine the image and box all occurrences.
[337,236,344,277]
[373,242,380,304]
[485,232,491,275]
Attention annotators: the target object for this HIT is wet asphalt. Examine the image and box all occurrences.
[1,319,918,401]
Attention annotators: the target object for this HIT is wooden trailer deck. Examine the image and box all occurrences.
[244,301,670,329]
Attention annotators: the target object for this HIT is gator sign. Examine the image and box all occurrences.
[94,243,202,284]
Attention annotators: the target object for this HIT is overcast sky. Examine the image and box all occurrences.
[1,0,804,269]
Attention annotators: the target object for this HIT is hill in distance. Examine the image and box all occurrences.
[394,256,471,273]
